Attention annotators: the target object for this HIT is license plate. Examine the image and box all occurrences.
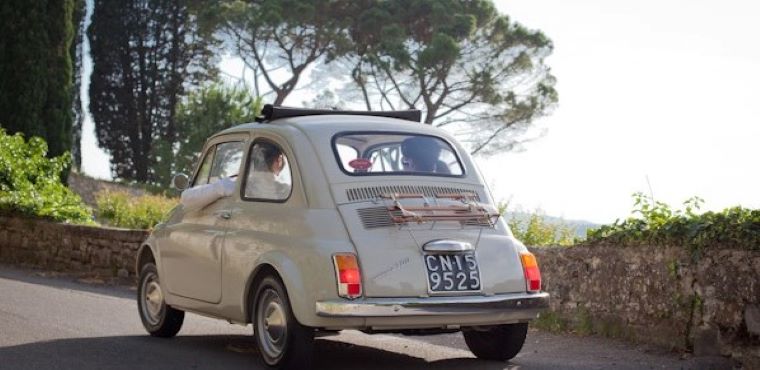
[424,252,481,293]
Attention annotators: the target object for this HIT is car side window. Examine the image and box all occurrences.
[208,142,244,184]
[243,140,292,201]
[193,147,216,186]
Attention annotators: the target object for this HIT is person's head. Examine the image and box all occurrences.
[254,143,285,175]
[401,136,442,172]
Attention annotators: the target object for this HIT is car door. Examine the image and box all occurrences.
[160,137,245,303]
[220,137,305,305]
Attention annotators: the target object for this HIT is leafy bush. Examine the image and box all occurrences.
[586,193,760,253]
[499,203,576,246]
[0,129,92,223]
[95,190,178,229]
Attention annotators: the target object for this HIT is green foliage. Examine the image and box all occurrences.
[0,129,91,223]
[0,0,75,157]
[153,83,262,186]
[95,190,178,230]
[586,193,760,253]
[500,203,576,246]
[211,0,556,155]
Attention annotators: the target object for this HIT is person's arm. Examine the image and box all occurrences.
[180,177,236,210]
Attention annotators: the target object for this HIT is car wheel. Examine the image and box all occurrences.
[462,323,528,361]
[137,262,184,337]
[252,275,314,369]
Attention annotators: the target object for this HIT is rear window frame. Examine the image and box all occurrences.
[330,130,467,178]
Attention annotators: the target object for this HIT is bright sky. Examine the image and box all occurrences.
[80,0,760,224]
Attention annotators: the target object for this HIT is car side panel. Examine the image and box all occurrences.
[218,207,361,327]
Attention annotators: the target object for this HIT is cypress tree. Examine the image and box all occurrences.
[0,0,75,157]
[71,0,86,169]
[88,0,217,183]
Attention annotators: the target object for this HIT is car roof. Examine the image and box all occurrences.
[214,114,447,139]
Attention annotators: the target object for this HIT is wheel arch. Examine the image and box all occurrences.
[243,253,309,326]
[136,243,157,275]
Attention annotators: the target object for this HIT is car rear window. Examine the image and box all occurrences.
[333,133,464,176]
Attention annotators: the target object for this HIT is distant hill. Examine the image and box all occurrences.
[504,211,599,239]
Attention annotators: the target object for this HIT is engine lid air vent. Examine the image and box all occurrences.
[357,207,397,229]
[346,185,479,203]
[357,207,495,229]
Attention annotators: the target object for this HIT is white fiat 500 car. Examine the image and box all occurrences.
[137,105,548,369]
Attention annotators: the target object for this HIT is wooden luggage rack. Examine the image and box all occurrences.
[379,192,500,227]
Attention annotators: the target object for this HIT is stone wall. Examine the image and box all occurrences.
[0,216,148,278]
[1,215,757,365]
[531,244,760,366]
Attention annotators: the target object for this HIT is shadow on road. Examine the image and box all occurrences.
[0,335,511,370]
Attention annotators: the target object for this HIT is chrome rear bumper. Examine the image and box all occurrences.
[316,292,549,318]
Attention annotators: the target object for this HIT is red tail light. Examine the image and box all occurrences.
[333,254,362,299]
[520,252,542,293]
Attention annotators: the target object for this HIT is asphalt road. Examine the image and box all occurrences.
[0,265,730,370]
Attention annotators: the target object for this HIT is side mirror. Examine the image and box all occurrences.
[172,173,190,191]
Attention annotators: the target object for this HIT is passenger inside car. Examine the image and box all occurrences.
[244,142,291,200]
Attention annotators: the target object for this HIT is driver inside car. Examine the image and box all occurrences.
[401,136,451,174]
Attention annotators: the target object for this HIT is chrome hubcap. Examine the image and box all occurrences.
[141,273,164,326]
[257,289,287,363]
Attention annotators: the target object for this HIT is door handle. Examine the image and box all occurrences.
[217,211,231,220]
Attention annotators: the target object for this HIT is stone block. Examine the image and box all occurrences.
[70,250,82,262]
[693,325,721,357]
[745,305,760,336]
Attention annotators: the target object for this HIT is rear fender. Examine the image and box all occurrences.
[244,251,311,326]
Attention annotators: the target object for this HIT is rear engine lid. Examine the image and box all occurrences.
[335,190,525,298]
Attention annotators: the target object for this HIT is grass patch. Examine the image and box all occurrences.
[532,311,569,333]
[533,309,635,341]
[573,307,594,336]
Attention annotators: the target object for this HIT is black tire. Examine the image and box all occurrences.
[462,323,528,361]
[252,275,314,370]
[137,263,184,338]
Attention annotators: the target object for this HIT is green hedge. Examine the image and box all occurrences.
[95,190,177,229]
[0,129,92,223]
[585,193,759,254]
